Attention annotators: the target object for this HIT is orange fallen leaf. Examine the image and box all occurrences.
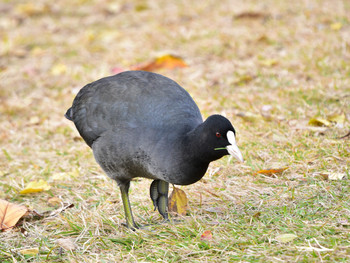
[200,230,213,241]
[131,54,188,71]
[253,167,288,176]
[0,199,28,232]
[168,187,188,215]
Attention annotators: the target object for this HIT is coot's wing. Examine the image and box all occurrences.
[67,71,202,147]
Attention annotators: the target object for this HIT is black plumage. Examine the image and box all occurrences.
[66,71,243,228]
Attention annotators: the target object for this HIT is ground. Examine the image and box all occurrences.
[0,0,349,262]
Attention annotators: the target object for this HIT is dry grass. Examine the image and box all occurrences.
[1,0,349,262]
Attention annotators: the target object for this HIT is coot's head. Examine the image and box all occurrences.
[197,115,243,162]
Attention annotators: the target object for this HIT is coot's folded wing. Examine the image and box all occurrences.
[66,71,203,147]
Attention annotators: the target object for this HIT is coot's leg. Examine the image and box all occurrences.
[150,180,159,211]
[150,180,169,220]
[119,181,138,229]
[157,180,169,220]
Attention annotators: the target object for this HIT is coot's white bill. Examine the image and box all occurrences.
[226,131,244,162]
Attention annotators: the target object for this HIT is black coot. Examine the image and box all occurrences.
[65,71,243,229]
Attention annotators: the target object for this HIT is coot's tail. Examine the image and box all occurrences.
[65,108,73,121]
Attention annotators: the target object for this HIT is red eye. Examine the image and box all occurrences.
[216,132,221,138]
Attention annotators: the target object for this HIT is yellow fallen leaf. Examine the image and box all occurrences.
[330,22,342,31]
[259,59,278,67]
[19,247,39,256]
[20,179,51,194]
[132,54,188,71]
[308,117,331,127]
[168,187,188,216]
[0,199,28,231]
[275,233,298,243]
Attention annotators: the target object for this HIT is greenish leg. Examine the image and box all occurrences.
[157,180,169,220]
[150,180,159,211]
[150,180,169,220]
[120,182,137,229]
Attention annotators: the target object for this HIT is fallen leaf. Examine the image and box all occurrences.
[259,58,278,67]
[168,187,188,215]
[47,196,63,207]
[19,247,39,256]
[56,238,77,251]
[309,113,346,128]
[328,173,346,181]
[253,167,288,177]
[29,116,41,125]
[275,233,298,243]
[308,117,331,127]
[234,11,269,20]
[131,54,187,71]
[330,22,342,31]
[200,230,213,241]
[0,199,28,231]
[234,74,255,84]
[20,179,51,194]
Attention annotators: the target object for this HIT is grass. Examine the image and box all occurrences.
[1,0,350,262]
